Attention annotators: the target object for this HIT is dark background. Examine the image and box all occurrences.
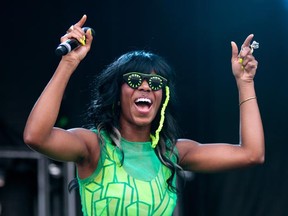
[1,0,288,215]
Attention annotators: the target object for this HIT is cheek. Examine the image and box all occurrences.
[120,84,133,104]
[154,91,163,109]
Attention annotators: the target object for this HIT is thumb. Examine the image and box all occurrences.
[231,41,239,61]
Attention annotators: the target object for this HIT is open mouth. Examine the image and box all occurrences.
[135,98,152,111]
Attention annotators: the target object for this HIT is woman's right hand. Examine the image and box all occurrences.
[60,14,94,63]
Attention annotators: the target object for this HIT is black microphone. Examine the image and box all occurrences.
[55,27,95,56]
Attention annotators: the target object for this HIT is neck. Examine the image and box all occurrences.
[120,124,151,142]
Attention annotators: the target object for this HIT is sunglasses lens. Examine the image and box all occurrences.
[127,73,142,89]
[149,77,163,91]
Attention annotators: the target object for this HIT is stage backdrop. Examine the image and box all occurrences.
[1,0,288,215]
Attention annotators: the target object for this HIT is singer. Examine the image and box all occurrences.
[23,14,265,216]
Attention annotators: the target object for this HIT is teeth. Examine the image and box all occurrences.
[135,98,151,104]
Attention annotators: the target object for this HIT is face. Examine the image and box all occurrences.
[119,73,164,129]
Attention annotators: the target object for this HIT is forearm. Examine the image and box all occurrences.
[237,81,265,162]
[24,59,80,144]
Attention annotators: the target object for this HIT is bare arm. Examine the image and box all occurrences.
[23,15,98,163]
[177,34,265,172]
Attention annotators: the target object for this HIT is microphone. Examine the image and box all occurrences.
[55,27,95,56]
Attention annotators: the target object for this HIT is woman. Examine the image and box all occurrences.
[23,14,264,216]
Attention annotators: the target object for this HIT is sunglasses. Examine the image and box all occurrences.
[123,72,168,91]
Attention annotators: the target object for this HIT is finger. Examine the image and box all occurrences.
[238,34,255,59]
[61,28,86,45]
[74,14,87,28]
[239,46,251,59]
[231,41,245,68]
[66,15,87,34]
[241,34,254,49]
[231,41,239,61]
[242,55,255,66]
[244,60,258,71]
[85,28,94,45]
[66,25,74,33]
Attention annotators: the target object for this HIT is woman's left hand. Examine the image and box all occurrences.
[231,34,258,83]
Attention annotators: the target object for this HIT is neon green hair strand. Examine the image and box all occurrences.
[150,86,170,148]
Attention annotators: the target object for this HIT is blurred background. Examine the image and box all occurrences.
[1,0,288,215]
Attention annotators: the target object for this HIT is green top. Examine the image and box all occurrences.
[77,130,178,216]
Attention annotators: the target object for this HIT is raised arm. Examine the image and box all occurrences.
[23,15,98,163]
[177,34,265,172]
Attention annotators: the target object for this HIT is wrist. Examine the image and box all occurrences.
[239,96,257,106]
[59,57,80,71]
[61,56,81,66]
[236,80,257,101]
[55,58,80,77]
[236,78,254,87]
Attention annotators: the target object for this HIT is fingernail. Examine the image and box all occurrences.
[79,37,86,46]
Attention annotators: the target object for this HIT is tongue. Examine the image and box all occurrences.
[136,104,150,113]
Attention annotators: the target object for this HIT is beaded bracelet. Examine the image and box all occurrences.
[239,96,257,106]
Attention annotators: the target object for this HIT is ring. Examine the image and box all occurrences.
[250,41,259,54]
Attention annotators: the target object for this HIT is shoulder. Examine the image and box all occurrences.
[176,138,200,150]
[175,139,201,162]
[68,127,100,154]
[68,127,98,141]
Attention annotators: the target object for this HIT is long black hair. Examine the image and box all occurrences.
[69,50,182,192]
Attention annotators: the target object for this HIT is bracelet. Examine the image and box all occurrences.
[239,96,257,106]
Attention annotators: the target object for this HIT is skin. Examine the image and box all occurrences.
[23,15,264,180]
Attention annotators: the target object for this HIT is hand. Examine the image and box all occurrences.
[231,34,258,83]
[60,14,94,62]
